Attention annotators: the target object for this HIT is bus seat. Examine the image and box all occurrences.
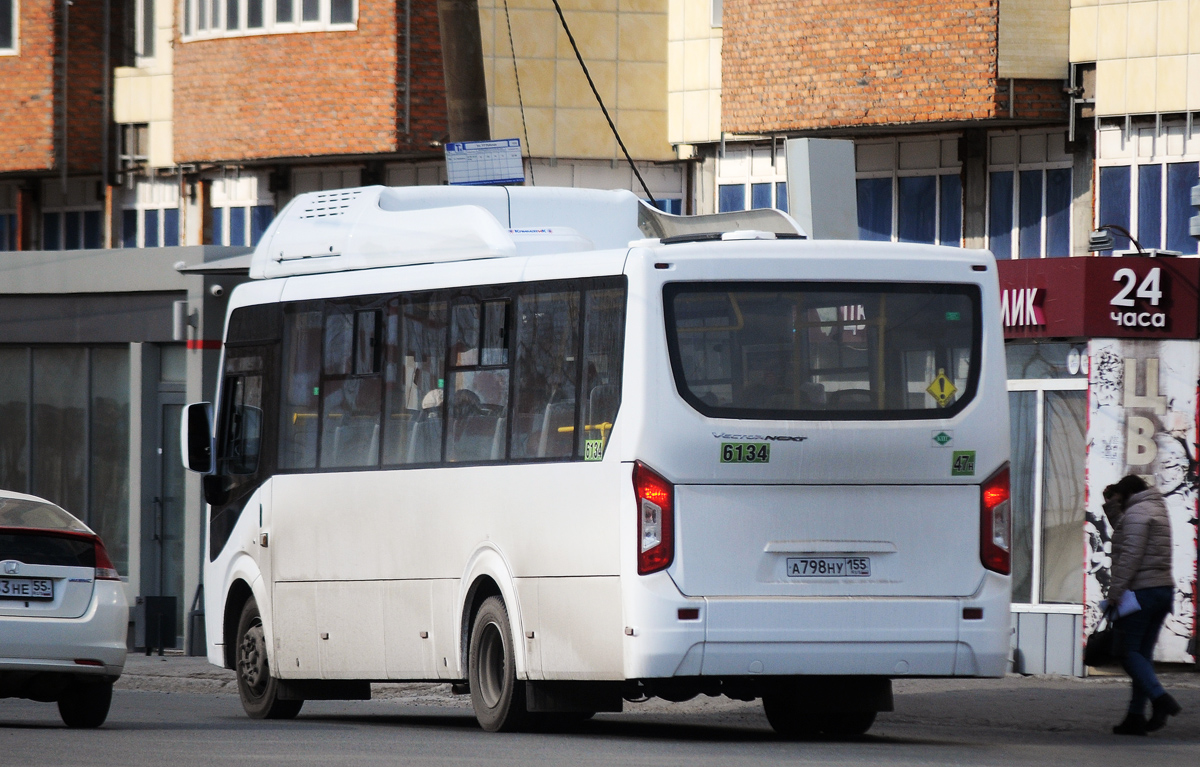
[331,422,380,467]
[587,384,619,426]
[490,416,507,460]
[405,412,442,464]
[536,400,576,458]
[827,388,872,409]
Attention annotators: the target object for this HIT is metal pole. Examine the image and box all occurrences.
[61,0,69,198]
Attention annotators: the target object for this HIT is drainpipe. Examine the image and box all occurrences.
[436,0,491,142]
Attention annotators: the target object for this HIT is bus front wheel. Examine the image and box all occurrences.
[468,596,529,732]
[235,596,303,720]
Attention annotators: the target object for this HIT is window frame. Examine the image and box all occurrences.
[40,178,104,251]
[121,178,181,248]
[715,142,788,214]
[181,0,357,41]
[855,134,964,247]
[986,130,1074,259]
[1007,373,1088,607]
[662,280,983,422]
[271,275,627,474]
[1094,118,1200,256]
[1,0,17,55]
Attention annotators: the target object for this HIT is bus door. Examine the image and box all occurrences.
[207,344,278,585]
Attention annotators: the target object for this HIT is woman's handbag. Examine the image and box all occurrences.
[1084,611,1119,668]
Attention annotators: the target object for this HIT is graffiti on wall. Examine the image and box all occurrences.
[1085,339,1198,662]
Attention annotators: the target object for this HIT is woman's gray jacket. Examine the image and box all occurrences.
[1108,487,1174,604]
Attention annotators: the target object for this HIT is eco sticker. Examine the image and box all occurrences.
[584,439,605,461]
[951,450,976,477]
[720,442,770,464]
[926,368,957,407]
[931,430,953,448]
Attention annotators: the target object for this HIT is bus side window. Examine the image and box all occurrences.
[578,286,626,460]
[320,304,384,469]
[383,296,448,465]
[446,296,510,463]
[510,290,580,460]
[221,373,264,475]
[279,308,322,470]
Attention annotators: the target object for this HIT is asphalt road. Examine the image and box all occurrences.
[2,658,1198,766]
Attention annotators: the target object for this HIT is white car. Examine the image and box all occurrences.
[0,490,128,727]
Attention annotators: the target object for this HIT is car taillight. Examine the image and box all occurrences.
[980,464,1011,575]
[634,461,674,575]
[93,536,121,580]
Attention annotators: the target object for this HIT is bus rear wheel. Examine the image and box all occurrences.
[468,596,529,732]
[235,596,303,720]
[762,694,876,739]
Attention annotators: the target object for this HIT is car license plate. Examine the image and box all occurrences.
[0,577,54,600]
[785,556,871,578]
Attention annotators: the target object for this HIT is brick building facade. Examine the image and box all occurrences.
[173,0,447,163]
[721,0,1066,134]
[0,0,116,174]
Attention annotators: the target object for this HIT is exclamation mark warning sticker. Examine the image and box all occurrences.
[926,368,957,407]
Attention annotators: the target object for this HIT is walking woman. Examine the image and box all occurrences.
[1104,475,1183,735]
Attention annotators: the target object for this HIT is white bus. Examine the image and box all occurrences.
[183,185,1011,737]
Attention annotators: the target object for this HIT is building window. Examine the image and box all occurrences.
[0,346,131,574]
[121,179,180,248]
[715,143,788,213]
[1,0,16,54]
[987,131,1072,259]
[0,183,16,250]
[182,0,356,40]
[135,0,155,59]
[710,0,721,28]
[41,179,103,251]
[1095,120,1200,255]
[1006,341,1088,606]
[855,136,962,246]
[209,175,274,246]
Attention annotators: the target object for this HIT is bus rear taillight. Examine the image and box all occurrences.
[980,464,1011,575]
[634,462,674,575]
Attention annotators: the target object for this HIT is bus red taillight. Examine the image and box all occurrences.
[634,462,674,575]
[980,464,1011,575]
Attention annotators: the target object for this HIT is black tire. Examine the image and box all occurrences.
[762,690,822,739]
[57,680,113,728]
[818,711,876,738]
[468,596,528,732]
[235,596,303,720]
[762,693,876,739]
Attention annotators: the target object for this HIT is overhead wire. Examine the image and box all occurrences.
[502,0,535,185]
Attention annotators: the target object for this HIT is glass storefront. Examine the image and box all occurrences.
[1007,341,1087,606]
[0,346,131,574]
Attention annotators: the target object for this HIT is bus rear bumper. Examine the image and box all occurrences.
[623,576,1010,680]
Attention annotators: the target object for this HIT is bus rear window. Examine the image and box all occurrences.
[664,282,981,420]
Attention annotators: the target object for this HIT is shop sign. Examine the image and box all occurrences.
[1083,339,1198,663]
[997,257,1200,340]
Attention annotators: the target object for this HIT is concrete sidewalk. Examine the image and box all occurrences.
[115,653,1200,737]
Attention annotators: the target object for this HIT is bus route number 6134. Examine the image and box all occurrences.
[720,442,770,463]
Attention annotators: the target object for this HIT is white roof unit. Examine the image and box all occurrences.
[249,185,805,279]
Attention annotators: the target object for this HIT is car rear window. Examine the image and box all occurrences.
[0,497,89,531]
[0,532,97,567]
[664,282,981,420]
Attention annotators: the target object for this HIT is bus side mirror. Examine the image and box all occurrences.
[182,402,214,474]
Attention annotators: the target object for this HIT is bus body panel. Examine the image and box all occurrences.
[670,484,982,598]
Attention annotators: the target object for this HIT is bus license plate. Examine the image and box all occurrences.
[0,577,54,600]
[786,556,871,578]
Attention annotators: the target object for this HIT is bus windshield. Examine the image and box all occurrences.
[664,282,981,420]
